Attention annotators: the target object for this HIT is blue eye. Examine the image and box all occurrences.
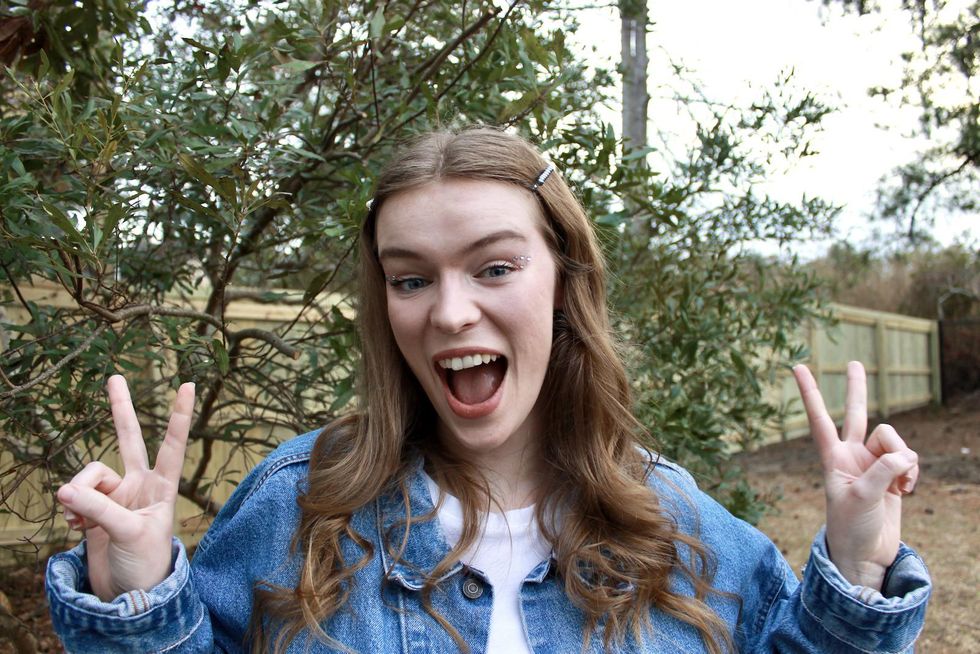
[387,276,428,292]
[478,262,516,279]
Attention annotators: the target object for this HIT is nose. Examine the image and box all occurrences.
[429,277,480,333]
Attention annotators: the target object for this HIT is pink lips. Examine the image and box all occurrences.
[433,348,506,420]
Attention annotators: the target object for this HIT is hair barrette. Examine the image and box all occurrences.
[529,163,555,192]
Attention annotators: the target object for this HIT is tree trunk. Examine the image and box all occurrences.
[620,1,650,235]
[620,1,649,152]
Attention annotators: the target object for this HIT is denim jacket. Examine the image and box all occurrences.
[46,430,931,653]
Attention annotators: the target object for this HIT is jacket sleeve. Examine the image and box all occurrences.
[648,457,931,653]
[45,431,319,653]
[749,526,931,653]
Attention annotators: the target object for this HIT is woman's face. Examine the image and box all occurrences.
[376,178,559,460]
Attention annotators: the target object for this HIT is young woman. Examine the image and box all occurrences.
[46,127,930,653]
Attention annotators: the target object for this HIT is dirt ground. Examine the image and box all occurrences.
[737,392,980,654]
[1,396,977,653]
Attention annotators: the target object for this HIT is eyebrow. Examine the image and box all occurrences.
[378,229,528,261]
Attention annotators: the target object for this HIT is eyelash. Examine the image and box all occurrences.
[386,260,520,292]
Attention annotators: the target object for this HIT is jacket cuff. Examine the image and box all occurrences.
[800,526,931,653]
[45,538,206,652]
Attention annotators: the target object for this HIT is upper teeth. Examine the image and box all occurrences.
[438,354,499,371]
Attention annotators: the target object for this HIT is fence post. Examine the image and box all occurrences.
[929,322,942,406]
[875,318,890,418]
[810,321,822,385]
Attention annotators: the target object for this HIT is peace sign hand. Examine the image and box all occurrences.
[56,375,195,601]
[792,361,919,590]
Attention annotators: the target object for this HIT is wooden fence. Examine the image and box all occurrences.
[0,281,333,562]
[766,303,940,444]
[0,285,940,561]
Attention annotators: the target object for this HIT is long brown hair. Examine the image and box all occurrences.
[250,127,734,653]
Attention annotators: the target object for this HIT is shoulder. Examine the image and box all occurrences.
[237,429,321,502]
[195,429,322,555]
[635,445,775,553]
[634,446,793,618]
[634,445,699,505]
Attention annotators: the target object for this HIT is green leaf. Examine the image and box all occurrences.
[174,193,222,222]
[183,37,217,55]
[212,338,229,375]
[40,201,84,243]
[329,375,354,413]
[277,59,319,74]
[498,89,539,122]
[10,156,27,178]
[521,29,550,67]
[304,269,331,304]
[369,7,385,39]
[99,205,124,250]
[177,153,229,201]
[622,146,657,161]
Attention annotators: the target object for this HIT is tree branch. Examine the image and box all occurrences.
[906,156,972,240]
[0,261,35,322]
[76,301,299,358]
[0,323,106,399]
[392,2,516,133]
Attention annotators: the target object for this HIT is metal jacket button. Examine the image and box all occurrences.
[462,577,484,599]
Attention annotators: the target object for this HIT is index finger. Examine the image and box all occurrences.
[153,382,195,484]
[107,375,149,472]
[792,364,841,463]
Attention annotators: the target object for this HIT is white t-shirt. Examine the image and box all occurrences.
[423,473,552,654]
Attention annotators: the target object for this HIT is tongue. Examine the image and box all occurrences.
[448,359,505,405]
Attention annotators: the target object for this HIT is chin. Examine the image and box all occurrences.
[436,418,528,457]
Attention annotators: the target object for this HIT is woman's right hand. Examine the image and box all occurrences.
[57,375,195,601]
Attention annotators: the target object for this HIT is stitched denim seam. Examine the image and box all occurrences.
[881,549,913,592]
[802,582,918,654]
[157,607,206,652]
[754,573,785,637]
[197,449,313,555]
[127,589,147,614]
[244,451,313,504]
[799,589,880,654]
[49,565,189,621]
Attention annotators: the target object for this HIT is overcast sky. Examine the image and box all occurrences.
[570,0,978,257]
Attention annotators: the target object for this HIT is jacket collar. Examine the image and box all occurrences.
[375,457,464,590]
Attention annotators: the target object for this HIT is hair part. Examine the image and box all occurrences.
[250,126,735,653]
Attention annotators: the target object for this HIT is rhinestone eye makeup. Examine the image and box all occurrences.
[512,255,531,269]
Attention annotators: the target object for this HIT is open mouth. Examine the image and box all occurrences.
[436,353,507,418]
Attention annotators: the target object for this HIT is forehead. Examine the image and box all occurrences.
[375,178,546,258]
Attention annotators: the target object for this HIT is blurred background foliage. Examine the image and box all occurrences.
[0,0,840,531]
[821,0,979,242]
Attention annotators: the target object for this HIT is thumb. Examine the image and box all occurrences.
[58,484,139,542]
[852,450,918,500]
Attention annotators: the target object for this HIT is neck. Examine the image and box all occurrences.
[433,432,544,512]
[471,443,541,511]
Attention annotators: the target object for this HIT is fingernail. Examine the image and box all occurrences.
[60,485,76,503]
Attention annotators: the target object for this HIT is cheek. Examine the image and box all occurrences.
[507,280,557,347]
[386,299,423,360]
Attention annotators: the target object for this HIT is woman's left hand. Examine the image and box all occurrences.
[793,361,919,590]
